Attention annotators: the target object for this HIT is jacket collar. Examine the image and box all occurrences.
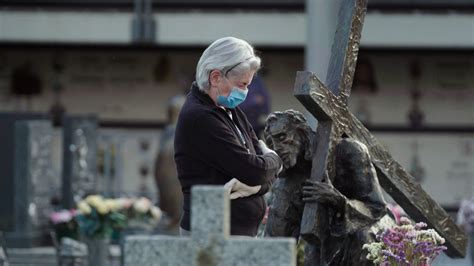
[191,82,235,114]
[190,82,217,107]
[190,82,240,117]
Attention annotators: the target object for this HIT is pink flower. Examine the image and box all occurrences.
[50,209,76,224]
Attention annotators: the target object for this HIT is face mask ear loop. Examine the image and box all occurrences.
[216,86,223,97]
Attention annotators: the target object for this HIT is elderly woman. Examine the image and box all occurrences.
[174,37,282,236]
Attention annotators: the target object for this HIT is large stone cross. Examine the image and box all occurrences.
[297,0,466,258]
[124,186,296,265]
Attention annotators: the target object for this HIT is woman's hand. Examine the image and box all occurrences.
[258,140,283,174]
[224,178,261,200]
[258,139,277,155]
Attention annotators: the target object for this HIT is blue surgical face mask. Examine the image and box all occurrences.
[217,86,248,109]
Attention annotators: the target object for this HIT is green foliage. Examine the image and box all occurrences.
[76,195,127,239]
[297,239,305,266]
[76,208,126,239]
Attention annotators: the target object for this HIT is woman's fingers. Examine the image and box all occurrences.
[224,178,238,191]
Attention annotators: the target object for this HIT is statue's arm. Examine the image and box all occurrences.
[329,197,386,236]
[303,180,386,236]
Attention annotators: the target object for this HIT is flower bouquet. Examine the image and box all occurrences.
[363,217,446,266]
[49,209,79,241]
[75,195,127,265]
[75,195,127,239]
[118,197,162,232]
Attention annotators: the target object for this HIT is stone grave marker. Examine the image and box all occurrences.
[6,119,58,247]
[0,113,47,235]
[124,186,296,266]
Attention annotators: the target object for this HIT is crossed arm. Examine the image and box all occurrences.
[225,140,282,199]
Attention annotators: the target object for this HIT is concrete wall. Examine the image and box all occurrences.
[0,10,473,48]
[0,48,473,205]
[0,49,472,124]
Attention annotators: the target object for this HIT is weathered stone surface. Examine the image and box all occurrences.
[124,186,296,266]
[0,113,46,234]
[4,119,58,247]
[191,185,230,242]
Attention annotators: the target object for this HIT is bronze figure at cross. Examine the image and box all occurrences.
[296,0,466,258]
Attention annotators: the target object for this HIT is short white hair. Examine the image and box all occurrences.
[195,37,261,92]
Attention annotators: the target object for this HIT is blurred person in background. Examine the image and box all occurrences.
[154,95,186,234]
[239,75,271,138]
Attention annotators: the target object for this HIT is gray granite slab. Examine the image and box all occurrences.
[4,119,58,247]
[124,186,296,266]
[0,113,46,234]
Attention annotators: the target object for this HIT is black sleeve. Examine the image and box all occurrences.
[247,121,276,195]
[192,111,282,186]
[249,124,263,155]
[240,110,281,195]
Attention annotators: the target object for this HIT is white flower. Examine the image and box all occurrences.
[78,201,91,215]
[150,206,163,221]
[427,229,445,244]
[96,201,110,215]
[84,195,110,214]
[85,195,104,209]
[399,216,411,225]
[416,228,445,245]
[105,199,120,212]
[116,198,133,210]
[363,242,383,261]
[400,224,414,232]
[133,197,152,213]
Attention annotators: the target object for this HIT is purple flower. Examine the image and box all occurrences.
[364,217,447,266]
[415,222,427,230]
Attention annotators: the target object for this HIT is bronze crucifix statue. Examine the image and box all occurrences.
[295,0,466,260]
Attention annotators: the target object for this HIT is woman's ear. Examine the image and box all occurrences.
[209,70,222,87]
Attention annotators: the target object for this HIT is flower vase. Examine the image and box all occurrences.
[84,237,110,266]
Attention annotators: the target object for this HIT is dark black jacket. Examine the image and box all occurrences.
[174,83,282,236]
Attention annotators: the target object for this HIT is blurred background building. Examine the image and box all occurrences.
[0,0,472,253]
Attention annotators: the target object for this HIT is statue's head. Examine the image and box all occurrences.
[264,110,313,170]
[334,138,376,197]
